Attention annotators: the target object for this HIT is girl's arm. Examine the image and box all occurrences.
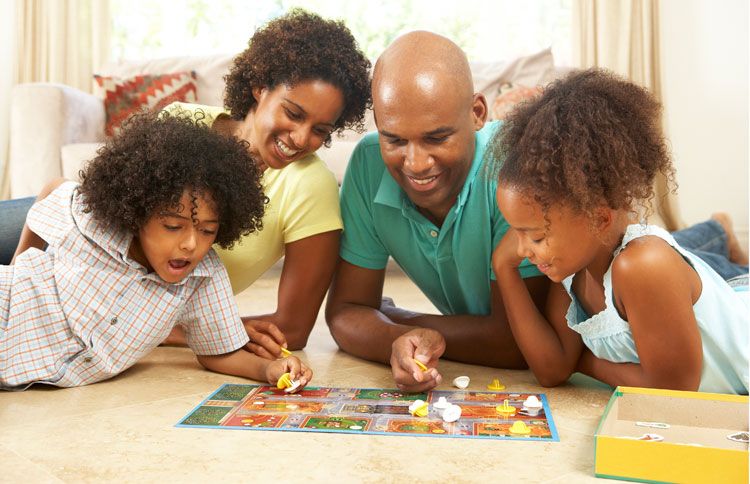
[493,230,583,387]
[197,350,312,388]
[578,237,703,390]
[242,230,340,357]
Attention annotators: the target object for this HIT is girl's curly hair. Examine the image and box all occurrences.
[489,68,674,221]
[224,9,372,146]
[78,112,267,249]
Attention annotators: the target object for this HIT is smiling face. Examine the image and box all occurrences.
[129,189,219,284]
[496,185,605,283]
[242,80,345,170]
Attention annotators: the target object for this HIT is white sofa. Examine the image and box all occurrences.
[8,49,560,198]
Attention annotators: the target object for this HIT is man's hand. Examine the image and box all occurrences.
[390,328,446,392]
[243,318,288,360]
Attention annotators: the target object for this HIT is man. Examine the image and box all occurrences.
[325,31,549,392]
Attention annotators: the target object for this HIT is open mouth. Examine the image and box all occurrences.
[275,137,301,158]
[406,172,442,191]
[168,259,190,271]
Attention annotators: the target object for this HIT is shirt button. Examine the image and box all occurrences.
[110,317,118,325]
[429,230,438,238]
[83,356,93,363]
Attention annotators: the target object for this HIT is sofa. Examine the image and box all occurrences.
[9,49,561,198]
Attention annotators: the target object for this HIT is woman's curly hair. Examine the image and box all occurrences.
[78,111,267,249]
[489,68,674,222]
[224,9,371,146]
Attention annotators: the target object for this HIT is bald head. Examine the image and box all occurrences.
[373,31,475,110]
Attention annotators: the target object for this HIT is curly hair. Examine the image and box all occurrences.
[224,9,371,146]
[489,68,674,222]
[78,112,267,249]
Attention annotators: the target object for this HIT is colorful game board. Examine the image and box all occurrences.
[177,384,559,441]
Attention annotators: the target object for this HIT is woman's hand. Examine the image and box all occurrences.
[243,318,288,359]
[265,356,313,393]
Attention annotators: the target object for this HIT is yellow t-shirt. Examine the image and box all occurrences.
[164,102,343,294]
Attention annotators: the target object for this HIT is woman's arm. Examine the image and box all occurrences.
[243,230,340,356]
[578,237,703,390]
[493,229,583,387]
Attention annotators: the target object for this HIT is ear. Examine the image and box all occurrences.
[593,206,615,233]
[471,93,488,130]
[251,86,267,103]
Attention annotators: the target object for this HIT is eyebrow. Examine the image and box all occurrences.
[161,212,219,224]
[379,126,455,138]
[284,98,336,129]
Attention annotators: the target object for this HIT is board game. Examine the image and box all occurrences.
[177,384,559,441]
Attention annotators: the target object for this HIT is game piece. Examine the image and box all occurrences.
[178,384,559,441]
[495,399,516,417]
[487,378,505,391]
[442,404,462,423]
[636,421,670,429]
[285,379,302,393]
[276,372,292,390]
[509,421,531,435]
[408,399,429,417]
[452,376,470,389]
[522,395,543,416]
[412,358,429,372]
[727,431,749,443]
[280,347,292,357]
[433,396,450,417]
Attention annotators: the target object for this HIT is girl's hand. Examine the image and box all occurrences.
[243,318,288,360]
[493,228,525,274]
[265,356,313,392]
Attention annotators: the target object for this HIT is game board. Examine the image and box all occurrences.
[177,384,559,441]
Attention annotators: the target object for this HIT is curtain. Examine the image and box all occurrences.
[0,0,109,199]
[572,0,683,230]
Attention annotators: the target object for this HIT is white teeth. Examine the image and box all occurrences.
[411,176,437,185]
[275,138,300,157]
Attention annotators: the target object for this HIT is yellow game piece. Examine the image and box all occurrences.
[276,372,292,389]
[413,358,429,372]
[408,399,429,417]
[495,399,516,416]
[280,347,292,358]
[487,378,506,391]
[509,421,531,435]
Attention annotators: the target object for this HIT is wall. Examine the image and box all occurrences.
[0,0,15,199]
[660,0,749,246]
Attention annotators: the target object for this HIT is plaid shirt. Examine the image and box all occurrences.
[0,182,249,389]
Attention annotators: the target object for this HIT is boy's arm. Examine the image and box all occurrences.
[197,350,312,387]
[493,230,583,387]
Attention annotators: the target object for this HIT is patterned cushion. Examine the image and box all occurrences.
[94,71,197,136]
[490,82,543,121]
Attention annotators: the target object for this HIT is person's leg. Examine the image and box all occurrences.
[672,216,749,280]
[0,197,35,265]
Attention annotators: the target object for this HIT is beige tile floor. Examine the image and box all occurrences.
[1,262,615,483]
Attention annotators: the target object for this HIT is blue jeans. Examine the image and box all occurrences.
[673,219,749,280]
[0,196,35,264]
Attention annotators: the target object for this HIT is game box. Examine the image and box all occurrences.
[594,386,748,483]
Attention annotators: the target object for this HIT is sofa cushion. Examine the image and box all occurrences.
[490,83,544,121]
[61,143,102,181]
[94,71,198,136]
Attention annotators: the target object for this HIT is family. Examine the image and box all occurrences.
[1,10,747,394]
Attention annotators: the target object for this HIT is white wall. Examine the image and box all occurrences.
[660,0,749,247]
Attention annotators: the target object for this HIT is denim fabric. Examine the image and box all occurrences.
[673,219,749,280]
[0,196,35,264]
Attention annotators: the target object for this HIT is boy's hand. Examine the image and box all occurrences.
[492,228,525,274]
[243,318,288,360]
[390,328,445,392]
[265,356,312,393]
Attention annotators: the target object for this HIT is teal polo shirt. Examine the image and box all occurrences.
[339,121,540,316]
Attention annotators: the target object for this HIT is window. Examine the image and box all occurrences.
[110,0,572,65]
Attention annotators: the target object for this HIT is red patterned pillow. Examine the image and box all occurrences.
[491,82,543,121]
[94,71,198,136]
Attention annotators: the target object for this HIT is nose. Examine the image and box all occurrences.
[180,228,197,252]
[516,238,534,260]
[289,125,312,150]
[404,143,434,174]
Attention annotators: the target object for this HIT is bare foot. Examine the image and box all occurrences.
[712,213,749,265]
[160,326,188,347]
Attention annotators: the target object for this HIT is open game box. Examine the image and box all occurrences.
[594,386,748,483]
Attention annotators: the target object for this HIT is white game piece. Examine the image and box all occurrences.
[408,399,426,414]
[452,376,470,389]
[284,379,302,393]
[442,403,462,423]
[522,395,543,416]
[433,396,450,416]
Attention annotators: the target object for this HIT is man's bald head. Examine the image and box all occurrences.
[373,31,475,110]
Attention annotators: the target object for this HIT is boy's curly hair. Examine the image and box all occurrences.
[78,112,267,249]
[224,9,371,146]
[489,68,674,221]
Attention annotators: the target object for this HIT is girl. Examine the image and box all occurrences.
[160,9,371,356]
[1,113,312,390]
[489,69,748,394]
